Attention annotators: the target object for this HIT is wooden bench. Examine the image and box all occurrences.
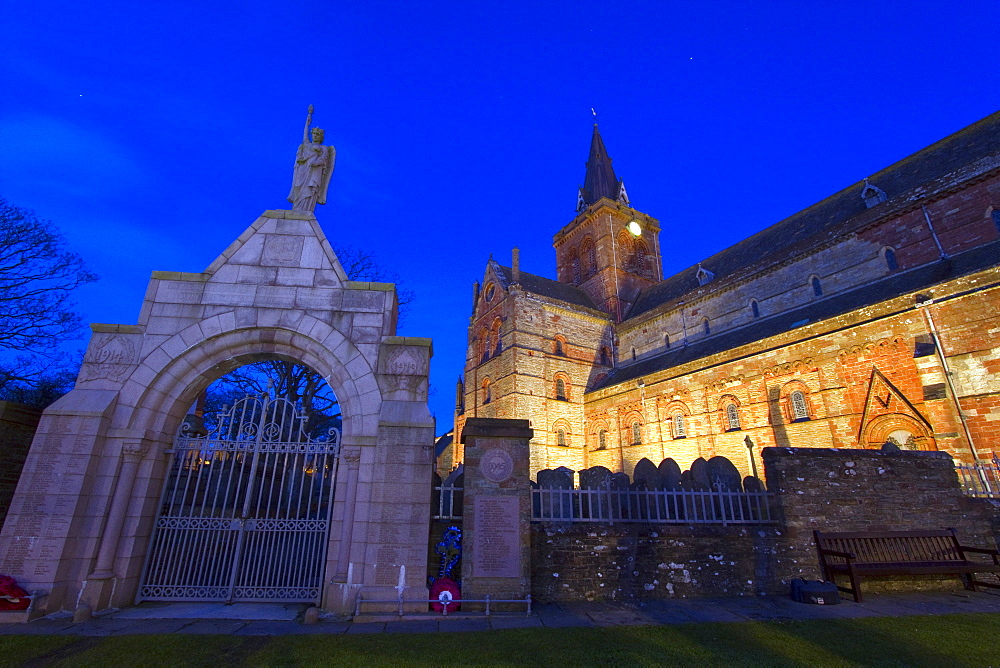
[814,529,1000,602]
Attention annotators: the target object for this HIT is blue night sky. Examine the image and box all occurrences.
[2,1,998,431]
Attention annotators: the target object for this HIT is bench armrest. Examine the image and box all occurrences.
[958,545,1000,564]
[957,545,1000,556]
[818,548,856,560]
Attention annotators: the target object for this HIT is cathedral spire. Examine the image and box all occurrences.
[577,124,629,213]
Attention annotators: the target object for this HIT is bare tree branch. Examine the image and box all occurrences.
[332,244,414,322]
[0,198,97,406]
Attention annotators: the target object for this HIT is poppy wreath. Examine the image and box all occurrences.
[0,575,30,611]
[429,576,461,613]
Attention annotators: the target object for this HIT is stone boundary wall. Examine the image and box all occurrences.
[532,524,781,602]
[765,447,999,585]
[530,447,1000,602]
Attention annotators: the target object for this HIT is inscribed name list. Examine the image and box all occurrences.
[472,496,520,578]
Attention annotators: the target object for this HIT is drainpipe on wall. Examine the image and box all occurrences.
[608,214,622,323]
[679,302,688,346]
[921,205,947,259]
[919,298,980,461]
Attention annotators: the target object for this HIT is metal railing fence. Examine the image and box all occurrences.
[433,483,463,520]
[956,455,1000,499]
[532,486,776,525]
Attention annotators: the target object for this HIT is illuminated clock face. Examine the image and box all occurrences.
[626,220,642,236]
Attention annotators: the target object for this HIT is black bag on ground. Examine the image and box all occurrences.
[790,578,841,605]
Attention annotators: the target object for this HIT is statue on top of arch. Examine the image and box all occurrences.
[288,105,336,212]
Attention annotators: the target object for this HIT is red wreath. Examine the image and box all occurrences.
[0,575,30,611]
[429,577,461,613]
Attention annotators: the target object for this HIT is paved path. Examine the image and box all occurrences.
[1,591,999,636]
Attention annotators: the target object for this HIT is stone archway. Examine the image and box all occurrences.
[861,413,936,451]
[0,209,434,617]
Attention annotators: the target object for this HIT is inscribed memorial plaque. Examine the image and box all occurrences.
[472,496,520,578]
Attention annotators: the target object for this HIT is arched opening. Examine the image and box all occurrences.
[139,358,342,604]
[883,247,898,272]
[790,389,809,421]
[479,327,490,362]
[725,403,741,431]
[861,414,935,450]
[672,413,687,438]
[631,421,643,445]
[554,337,566,356]
[632,241,648,276]
[811,275,823,297]
[491,319,502,356]
[555,377,568,401]
[581,238,596,278]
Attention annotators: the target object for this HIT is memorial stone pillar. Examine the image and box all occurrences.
[460,418,532,610]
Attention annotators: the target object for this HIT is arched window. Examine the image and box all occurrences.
[617,233,633,268]
[479,328,491,362]
[556,429,567,447]
[750,300,760,319]
[554,338,565,356]
[482,378,492,404]
[702,318,711,336]
[664,334,670,349]
[491,319,502,356]
[571,252,581,284]
[884,247,898,272]
[582,239,597,277]
[597,429,607,450]
[631,347,637,360]
[631,421,643,445]
[790,390,809,421]
[811,276,823,297]
[672,413,686,439]
[600,347,611,366]
[555,378,568,401]
[725,403,741,431]
[633,242,648,275]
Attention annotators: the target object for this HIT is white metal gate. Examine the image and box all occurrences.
[138,394,341,603]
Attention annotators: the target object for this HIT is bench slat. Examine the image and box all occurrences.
[814,529,1000,603]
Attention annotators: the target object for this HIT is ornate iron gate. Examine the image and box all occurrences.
[138,394,340,603]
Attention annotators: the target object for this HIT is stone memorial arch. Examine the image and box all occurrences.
[0,113,434,617]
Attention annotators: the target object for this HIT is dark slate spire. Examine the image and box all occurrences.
[577,124,629,212]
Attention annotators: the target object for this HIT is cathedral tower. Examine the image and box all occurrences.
[553,124,661,322]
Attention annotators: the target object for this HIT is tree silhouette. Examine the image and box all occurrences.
[0,198,97,406]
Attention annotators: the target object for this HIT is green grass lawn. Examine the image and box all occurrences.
[2,613,998,667]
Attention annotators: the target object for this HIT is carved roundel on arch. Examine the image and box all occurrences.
[861,413,936,451]
[119,317,380,441]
